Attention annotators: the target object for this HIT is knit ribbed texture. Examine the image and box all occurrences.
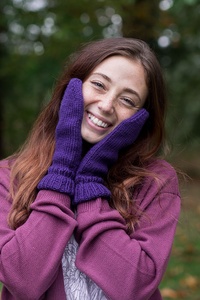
[38,78,83,196]
[75,180,111,202]
[74,108,149,204]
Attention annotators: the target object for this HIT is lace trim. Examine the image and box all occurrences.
[62,235,108,300]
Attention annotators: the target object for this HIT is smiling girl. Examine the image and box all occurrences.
[0,37,181,300]
[81,55,148,143]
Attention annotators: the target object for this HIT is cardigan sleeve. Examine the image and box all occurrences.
[0,160,77,300]
[75,160,181,300]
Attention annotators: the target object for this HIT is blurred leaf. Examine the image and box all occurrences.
[161,288,180,298]
[180,275,199,289]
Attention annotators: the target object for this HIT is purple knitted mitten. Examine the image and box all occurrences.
[74,108,149,204]
[38,78,83,196]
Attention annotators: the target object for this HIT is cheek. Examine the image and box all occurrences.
[116,108,135,124]
[82,85,93,107]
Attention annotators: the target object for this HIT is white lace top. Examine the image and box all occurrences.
[62,235,108,300]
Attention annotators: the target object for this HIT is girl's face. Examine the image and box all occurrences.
[81,55,148,144]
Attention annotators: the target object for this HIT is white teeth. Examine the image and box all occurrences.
[88,113,109,128]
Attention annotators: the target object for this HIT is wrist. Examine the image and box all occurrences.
[38,173,75,197]
[73,179,111,204]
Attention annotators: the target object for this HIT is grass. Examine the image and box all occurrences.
[160,170,200,299]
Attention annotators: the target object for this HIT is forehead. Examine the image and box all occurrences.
[94,55,140,69]
[93,55,145,79]
[91,55,146,80]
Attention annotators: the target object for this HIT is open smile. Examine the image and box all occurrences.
[87,112,111,128]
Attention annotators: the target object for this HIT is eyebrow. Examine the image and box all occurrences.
[91,72,142,102]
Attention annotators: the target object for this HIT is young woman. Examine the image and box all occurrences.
[0,37,181,300]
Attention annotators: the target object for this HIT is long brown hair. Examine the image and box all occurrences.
[8,37,167,232]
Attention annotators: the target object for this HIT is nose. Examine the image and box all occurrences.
[98,94,115,114]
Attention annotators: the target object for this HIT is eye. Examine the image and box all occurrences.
[91,80,105,90]
[120,97,138,108]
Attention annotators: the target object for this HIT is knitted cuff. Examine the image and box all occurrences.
[73,181,111,204]
[37,174,74,197]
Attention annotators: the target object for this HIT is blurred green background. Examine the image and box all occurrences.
[0,0,200,298]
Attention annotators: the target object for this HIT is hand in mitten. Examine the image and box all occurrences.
[74,108,149,204]
[38,78,83,197]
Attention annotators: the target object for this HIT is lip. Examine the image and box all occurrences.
[85,111,113,131]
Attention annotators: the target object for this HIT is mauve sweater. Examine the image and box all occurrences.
[0,159,181,300]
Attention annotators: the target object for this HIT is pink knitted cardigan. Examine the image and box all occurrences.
[0,159,181,299]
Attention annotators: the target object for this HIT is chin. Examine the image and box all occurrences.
[81,125,110,144]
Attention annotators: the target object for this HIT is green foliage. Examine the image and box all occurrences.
[0,0,200,157]
[163,0,200,151]
[160,178,200,299]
